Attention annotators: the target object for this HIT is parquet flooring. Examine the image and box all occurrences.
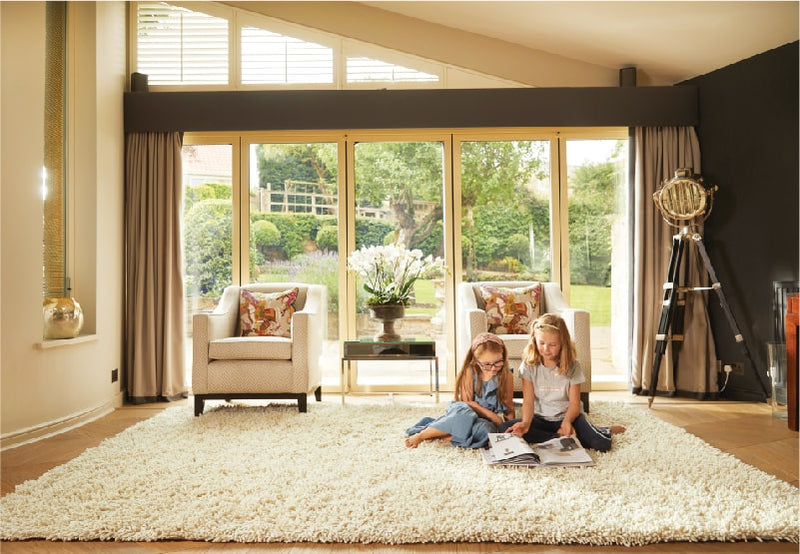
[1,392,797,553]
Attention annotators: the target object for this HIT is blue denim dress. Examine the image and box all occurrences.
[405,374,503,448]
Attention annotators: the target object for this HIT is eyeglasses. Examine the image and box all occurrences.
[475,360,504,370]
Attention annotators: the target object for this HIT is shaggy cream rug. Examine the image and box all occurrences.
[1,400,797,545]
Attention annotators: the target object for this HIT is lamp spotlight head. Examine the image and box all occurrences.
[652,168,718,229]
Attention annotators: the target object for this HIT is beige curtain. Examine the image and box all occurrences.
[631,127,718,398]
[125,132,187,402]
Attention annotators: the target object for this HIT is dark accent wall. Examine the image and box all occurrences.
[124,86,697,131]
[685,42,799,401]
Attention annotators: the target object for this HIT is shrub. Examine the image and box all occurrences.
[288,251,340,312]
[355,218,395,248]
[316,225,338,252]
[259,213,304,258]
[183,199,232,297]
[251,219,281,249]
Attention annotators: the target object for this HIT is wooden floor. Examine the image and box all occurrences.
[2,391,797,553]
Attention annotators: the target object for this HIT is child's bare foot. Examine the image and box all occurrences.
[608,424,626,435]
[405,434,423,448]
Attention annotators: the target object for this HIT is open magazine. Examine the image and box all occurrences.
[481,432,595,467]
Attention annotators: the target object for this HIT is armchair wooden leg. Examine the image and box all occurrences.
[194,396,205,416]
[298,394,308,413]
[314,386,322,402]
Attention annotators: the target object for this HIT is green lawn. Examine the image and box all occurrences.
[569,285,611,326]
[408,279,438,316]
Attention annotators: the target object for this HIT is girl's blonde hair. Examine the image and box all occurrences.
[522,313,577,376]
[455,332,512,410]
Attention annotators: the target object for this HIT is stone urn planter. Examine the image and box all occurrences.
[368,304,405,342]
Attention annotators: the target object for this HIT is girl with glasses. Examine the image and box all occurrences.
[504,313,625,452]
[405,332,515,448]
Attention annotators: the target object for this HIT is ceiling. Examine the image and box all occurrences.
[360,1,799,84]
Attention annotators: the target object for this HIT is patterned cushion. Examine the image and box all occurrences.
[239,288,299,338]
[478,283,542,335]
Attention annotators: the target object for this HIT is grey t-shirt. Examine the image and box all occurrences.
[518,361,585,421]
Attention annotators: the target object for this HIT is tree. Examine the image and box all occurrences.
[460,141,547,278]
[256,143,338,196]
[568,158,623,285]
[353,142,443,253]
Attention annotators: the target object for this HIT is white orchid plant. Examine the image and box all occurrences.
[347,242,445,307]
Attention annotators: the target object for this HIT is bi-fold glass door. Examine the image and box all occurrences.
[240,138,345,389]
[560,133,631,389]
[180,132,455,394]
[180,138,239,384]
[180,129,632,394]
[346,134,452,392]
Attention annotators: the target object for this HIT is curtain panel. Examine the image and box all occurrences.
[631,126,718,399]
[125,131,187,403]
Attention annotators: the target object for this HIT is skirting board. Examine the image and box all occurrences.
[0,391,124,451]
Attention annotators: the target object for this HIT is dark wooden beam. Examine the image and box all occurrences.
[124,86,697,132]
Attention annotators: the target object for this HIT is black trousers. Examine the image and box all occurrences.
[499,413,612,452]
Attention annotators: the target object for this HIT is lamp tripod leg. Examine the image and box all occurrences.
[670,282,687,390]
[691,234,769,401]
[650,235,685,407]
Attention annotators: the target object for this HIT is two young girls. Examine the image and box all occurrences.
[405,314,623,452]
[404,332,516,449]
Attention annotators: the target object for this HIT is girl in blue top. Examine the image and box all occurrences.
[405,332,515,448]
[506,313,625,452]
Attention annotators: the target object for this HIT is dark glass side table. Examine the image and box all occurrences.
[341,339,439,402]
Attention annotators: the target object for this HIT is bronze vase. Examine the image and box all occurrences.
[368,304,405,341]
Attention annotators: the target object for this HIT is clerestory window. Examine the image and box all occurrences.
[346,57,439,83]
[241,27,333,85]
[136,2,229,85]
[132,1,446,90]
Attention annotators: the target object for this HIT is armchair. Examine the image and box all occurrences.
[192,282,326,415]
[457,281,591,411]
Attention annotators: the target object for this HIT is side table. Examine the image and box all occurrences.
[341,339,439,403]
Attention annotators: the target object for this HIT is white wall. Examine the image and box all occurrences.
[224,1,619,87]
[0,2,126,446]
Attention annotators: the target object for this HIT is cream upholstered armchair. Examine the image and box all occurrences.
[457,281,592,411]
[192,282,326,416]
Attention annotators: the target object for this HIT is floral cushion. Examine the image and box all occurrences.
[239,288,299,338]
[478,283,542,335]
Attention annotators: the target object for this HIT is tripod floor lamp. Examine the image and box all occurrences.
[649,168,769,407]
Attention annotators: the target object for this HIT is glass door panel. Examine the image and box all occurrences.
[180,129,632,396]
[181,142,236,382]
[245,142,341,387]
[459,140,552,282]
[564,138,630,388]
[351,140,448,391]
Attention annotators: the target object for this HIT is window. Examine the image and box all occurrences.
[132,2,452,90]
[346,57,438,83]
[241,27,333,84]
[43,1,67,299]
[563,137,631,387]
[459,139,552,282]
[182,129,630,392]
[351,138,448,390]
[136,2,229,85]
